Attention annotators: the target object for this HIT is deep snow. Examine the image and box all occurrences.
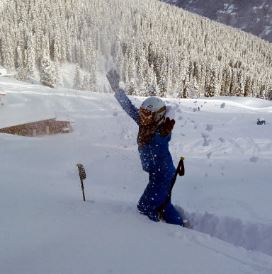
[1,76,272,274]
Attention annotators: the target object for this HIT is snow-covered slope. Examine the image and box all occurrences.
[1,76,272,274]
[163,0,272,42]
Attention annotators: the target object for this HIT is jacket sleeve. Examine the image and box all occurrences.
[115,89,140,124]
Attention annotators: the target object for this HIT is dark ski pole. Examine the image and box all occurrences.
[157,156,185,213]
[76,163,87,202]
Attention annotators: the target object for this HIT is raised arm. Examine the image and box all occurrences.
[107,70,139,124]
[114,89,139,124]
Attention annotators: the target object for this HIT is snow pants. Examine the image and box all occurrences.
[137,171,183,226]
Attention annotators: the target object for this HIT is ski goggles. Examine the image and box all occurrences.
[139,108,153,119]
[139,106,166,124]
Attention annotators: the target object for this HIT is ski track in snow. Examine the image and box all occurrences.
[182,209,272,257]
[106,198,272,262]
[79,198,272,259]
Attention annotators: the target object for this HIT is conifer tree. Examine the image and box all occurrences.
[88,72,96,92]
[26,36,36,78]
[82,74,89,91]
[2,33,14,71]
[40,56,57,88]
[266,89,272,101]
[205,68,216,97]
[73,65,82,90]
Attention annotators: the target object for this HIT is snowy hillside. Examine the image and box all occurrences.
[1,76,272,273]
[163,0,272,42]
[1,0,272,98]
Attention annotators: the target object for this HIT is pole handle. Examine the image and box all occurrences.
[177,156,185,176]
[77,163,87,202]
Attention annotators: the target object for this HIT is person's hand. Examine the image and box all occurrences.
[160,117,175,136]
[106,69,120,92]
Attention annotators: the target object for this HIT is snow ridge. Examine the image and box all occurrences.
[186,210,272,256]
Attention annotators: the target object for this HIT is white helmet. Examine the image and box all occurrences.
[139,96,166,125]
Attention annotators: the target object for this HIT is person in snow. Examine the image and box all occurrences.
[107,70,184,226]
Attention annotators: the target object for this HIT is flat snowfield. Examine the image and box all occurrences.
[1,77,272,274]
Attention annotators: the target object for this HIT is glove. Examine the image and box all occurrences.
[106,69,120,92]
[160,117,175,136]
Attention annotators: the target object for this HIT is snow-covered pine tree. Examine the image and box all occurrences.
[235,70,244,96]
[88,72,96,92]
[220,66,232,96]
[204,67,216,97]
[26,35,36,79]
[266,89,272,101]
[40,56,57,88]
[16,45,27,81]
[81,74,89,91]
[1,33,14,72]
[52,32,62,63]
[73,65,82,90]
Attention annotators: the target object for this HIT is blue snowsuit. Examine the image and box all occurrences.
[115,89,183,226]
